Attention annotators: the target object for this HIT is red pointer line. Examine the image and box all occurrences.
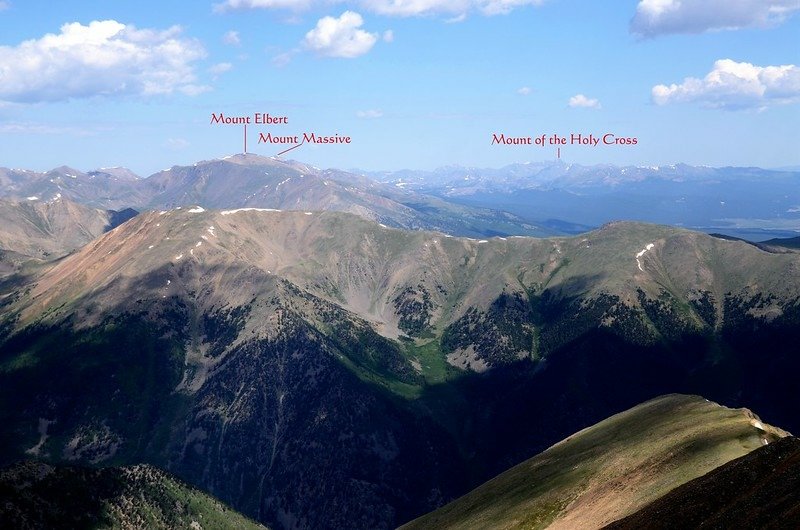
[244,124,247,154]
[276,142,304,157]
[557,147,561,159]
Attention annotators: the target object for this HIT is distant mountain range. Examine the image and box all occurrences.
[0,155,550,239]
[1,204,799,528]
[5,156,799,242]
[368,161,800,241]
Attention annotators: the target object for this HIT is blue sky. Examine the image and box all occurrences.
[0,0,798,176]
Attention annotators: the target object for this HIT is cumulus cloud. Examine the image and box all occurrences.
[215,0,544,17]
[517,86,532,95]
[357,109,383,118]
[223,30,241,45]
[652,59,800,110]
[568,94,601,108]
[631,0,800,37]
[303,11,378,58]
[0,20,208,103]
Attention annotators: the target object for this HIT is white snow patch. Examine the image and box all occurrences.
[148,245,154,249]
[635,243,655,271]
[751,419,765,431]
[201,235,208,241]
[478,240,489,244]
[221,208,281,215]
[25,418,54,456]
[159,211,168,215]
[195,241,202,247]
[276,177,291,188]
[188,206,205,213]
[26,196,39,201]
[304,212,313,215]
[379,224,387,228]
[175,254,183,261]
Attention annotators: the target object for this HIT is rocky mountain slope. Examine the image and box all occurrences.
[0,461,267,529]
[0,165,146,210]
[401,394,788,530]
[0,198,136,261]
[1,210,799,529]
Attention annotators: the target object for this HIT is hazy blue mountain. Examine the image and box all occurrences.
[367,162,800,241]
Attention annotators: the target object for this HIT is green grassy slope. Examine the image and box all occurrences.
[605,436,800,530]
[401,394,788,530]
[0,462,268,529]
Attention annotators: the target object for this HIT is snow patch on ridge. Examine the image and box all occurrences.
[221,208,281,215]
[635,243,655,272]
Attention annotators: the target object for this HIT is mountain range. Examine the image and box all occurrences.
[1,199,800,528]
[369,161,800,241]
[0,155,550,239]
[1,155,800,528]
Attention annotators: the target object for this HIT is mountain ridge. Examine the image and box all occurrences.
[1,207,800,529]
[401,394,789,530]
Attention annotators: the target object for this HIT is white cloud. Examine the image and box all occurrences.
[383,29,395,42]
[209,62,233,74]
[215,0,544,17]
[165,138,190,150]
[478,0,545,15]
[445,13,468,22]
[0,1,10,12]
[0,20,208,103]
[357,109,383,118]
[568,94,601,108]
[517,86,532,96]
[631,0,800,37]
[303,11,378,58]
[652,59,800,110]
[214,0,311,13]
[359,0,544,16]
[272,49,298,67]
[223,30,241,45]
[0,122,93,135]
